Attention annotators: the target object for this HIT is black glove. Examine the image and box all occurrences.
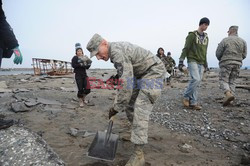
[178,59,184,72]
[106,74,119,85]
[85,59,92,69]
[109,107,118,119]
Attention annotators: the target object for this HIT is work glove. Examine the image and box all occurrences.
[108,107,118,119]
[77,58,86,67]
[105,74,119,85]
[85,59,92,69]
[13,47,23,65]
[178,59,185,72]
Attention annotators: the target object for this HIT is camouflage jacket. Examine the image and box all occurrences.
[108,42,163,111]
[216,34,247,67]
[164,56,176,71]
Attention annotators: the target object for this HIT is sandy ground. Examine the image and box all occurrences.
[0,69,250,166]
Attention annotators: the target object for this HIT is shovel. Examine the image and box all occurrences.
[87,116,119,161]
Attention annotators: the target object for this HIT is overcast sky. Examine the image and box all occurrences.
[1,0,249,69]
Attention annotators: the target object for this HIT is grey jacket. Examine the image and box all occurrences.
[216,34,247,67]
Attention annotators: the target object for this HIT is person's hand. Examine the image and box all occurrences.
[178,59,184,72]
[105,74,119,85]
[13,47,23,65]
[108,107,118,119]
[204,62,208,70]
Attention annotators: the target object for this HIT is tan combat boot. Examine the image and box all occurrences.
[125,144,145,166]
[79,98,84,107]
[190,104,202,110]
[223,90,235,106]
[183,98,189,107]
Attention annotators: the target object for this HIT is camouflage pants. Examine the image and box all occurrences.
[125,63,165,144]
[219,64,240,95]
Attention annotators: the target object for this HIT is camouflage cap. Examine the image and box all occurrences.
[86,33,104,58]
[229,25,238,31]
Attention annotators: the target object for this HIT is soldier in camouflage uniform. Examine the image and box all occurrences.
[87,34,166,166]
[216,26,247,106]
[165,52,176,75]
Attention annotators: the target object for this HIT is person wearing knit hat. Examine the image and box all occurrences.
[71,43,92,107]
[178,17,210,110]
[165,51,176,84]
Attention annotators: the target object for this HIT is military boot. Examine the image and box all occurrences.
[125,144,145,166]
[223,90,235,106]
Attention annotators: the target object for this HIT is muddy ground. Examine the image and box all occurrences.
[0,69,250,166]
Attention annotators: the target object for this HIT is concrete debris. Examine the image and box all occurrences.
[179,143,193,153]
[36,97,61,105]
[13,88,30,93]
[0,127,65,166]
[24,98,39,107]
[67,128,95,138]
[11,102,31,112]
[0,81,12,93]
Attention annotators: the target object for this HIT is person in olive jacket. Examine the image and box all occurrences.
[71,43,92,107]
[178,17,210,110]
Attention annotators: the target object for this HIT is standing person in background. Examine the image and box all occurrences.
[165,51,176,84]
[156,47,166,60]
[216,26,247,106]
[0,0,23,129]
[156,47,171,84]
[165,52,176,75]
[178,17,210,110]
[71,43,92,107]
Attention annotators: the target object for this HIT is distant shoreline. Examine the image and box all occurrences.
[0,68,33,71]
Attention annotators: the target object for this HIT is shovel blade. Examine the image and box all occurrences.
[87,131,119,161]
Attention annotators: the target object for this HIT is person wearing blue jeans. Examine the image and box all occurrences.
[178,17,210,110]
[184,62,204,107]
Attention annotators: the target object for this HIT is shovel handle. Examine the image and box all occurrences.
[104,117,114,144]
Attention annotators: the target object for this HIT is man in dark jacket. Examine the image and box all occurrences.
[0,0,23,129]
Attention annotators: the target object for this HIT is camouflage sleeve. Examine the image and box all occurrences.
[112,54,133,112]
[243,40,247,59]
[216,40,225,61]
[179,32,195,60]
[85,55,92,64]
[172,57,176,66]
